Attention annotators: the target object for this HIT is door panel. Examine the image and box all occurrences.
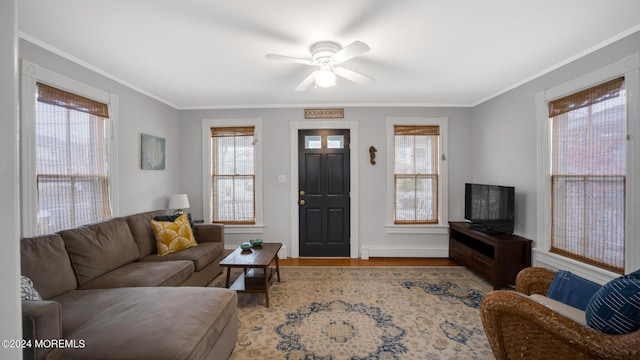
[304,154,322,194]
[303,208,323,244]
[327,154,345,195]
[298,129,350,257]
[327,208,345,244]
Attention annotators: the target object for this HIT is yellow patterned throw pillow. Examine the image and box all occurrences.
[150,213,198,256]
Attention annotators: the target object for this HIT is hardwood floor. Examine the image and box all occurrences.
[277,257,459,267]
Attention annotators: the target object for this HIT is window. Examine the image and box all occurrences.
[394,125,439,224]
[305,135,322,149]
[34,83,112,234]
[21,60,118,237]
[386,117,448,231]
[202,117,263,231]
[211,126,256,224]
[535,53,640,280]
[549,77,626,274]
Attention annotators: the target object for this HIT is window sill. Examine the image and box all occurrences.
[222,224,265,234]
[533,248,619,284]
[385,224,449,235]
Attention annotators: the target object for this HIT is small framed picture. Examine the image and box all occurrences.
[141,133,165,170]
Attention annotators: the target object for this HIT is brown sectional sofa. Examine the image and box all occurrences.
[21,210,238,360]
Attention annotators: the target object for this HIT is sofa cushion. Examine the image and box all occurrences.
[141,242,222,271]
[530,294,587,325]
[586,270,640,334]
[546,270,601,311]
[49,287,238,360]
[60,217,140,287]
[79,260,194,289]
[151,213,198,256]
[193,223,224,244]
[125,210,166,260]
[21,234,78,299]
[21,275,43,301]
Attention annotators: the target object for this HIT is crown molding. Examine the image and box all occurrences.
[19,32,179,109]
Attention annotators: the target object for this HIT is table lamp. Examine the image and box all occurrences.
[168,194,190,215]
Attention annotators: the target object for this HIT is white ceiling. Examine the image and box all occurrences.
[19,0,640,109]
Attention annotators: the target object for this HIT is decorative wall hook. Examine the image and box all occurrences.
[369,146,377,165]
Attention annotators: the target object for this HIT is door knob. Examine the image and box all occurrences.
[299,199,306,205]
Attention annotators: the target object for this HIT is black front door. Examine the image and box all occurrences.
[298,129,350,257]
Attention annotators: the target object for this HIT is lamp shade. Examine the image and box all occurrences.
[168,194,190,210]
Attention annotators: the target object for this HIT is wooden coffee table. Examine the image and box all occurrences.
[219,242,282,307]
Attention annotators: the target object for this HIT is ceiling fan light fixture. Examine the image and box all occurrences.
[315,65,336,88]
[266,40,373,91]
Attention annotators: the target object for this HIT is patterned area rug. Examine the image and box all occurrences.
[210,267,494,359]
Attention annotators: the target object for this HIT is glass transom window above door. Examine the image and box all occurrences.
[304,135,345,149]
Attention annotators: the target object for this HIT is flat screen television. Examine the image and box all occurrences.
[464,183,515,234]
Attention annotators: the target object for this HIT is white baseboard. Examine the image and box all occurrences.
[360,246,449,259]
[278,245,287,259]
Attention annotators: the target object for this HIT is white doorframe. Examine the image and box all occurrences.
[290,120,359,258]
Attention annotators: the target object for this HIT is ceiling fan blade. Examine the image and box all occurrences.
[265,54,315,65]
[294,71,319,91]
[332,41,370,63]
[334,67,375,86]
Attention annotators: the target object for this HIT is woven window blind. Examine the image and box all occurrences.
[211,127,256,224]
[394,125,439,224]
[35,82,111,234]
[549,77,626,273]
[37,83,110,118]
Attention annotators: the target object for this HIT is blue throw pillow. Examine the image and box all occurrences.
[585,271,640,335]
[546,270,602,311]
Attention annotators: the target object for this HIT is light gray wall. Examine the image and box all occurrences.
[470,30,640,242]
[179,106,472,254]
[20,40,182,216]
[17,22,638,264]
[0,0,22,357]
[7,11,635,353]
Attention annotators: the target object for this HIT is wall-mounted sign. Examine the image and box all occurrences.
[304,108,344,119]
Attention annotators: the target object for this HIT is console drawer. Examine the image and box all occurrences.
[451,240,493,277]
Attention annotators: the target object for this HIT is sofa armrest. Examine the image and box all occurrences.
[22,300,62,360]
[194,223,224,245]
[515,266,556,295]
[480,290,640,360]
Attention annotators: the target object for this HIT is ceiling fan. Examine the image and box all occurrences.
[265,41,375,91]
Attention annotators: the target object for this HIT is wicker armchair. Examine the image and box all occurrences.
[480,267,640,359]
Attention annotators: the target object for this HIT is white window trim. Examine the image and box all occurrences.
[20,60,119,237]
[535,52,640,283]
[385,116,449,234]
[201,117,264,233]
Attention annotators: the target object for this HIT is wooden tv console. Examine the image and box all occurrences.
[449,221,532,289]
